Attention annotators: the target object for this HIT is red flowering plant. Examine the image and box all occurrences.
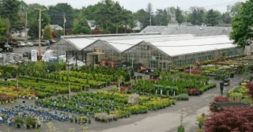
[246,81,253,99]
[205,107,253,132]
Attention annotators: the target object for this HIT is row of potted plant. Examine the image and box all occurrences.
[131,72,214,97]
[35,91,175,123]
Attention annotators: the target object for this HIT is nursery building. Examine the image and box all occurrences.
[53,33,244,70]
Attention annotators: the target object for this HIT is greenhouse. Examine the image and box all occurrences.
[56,33,244,70]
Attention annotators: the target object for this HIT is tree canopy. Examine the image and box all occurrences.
[27,4,50,39]
[0,0,20,30]
[82,0,134,33]
[0,18,9,43]
[189,7,206,25]
[43,25,53,40]
[230,0,253,47]
[72,13,91,34]
[206,9,221,26]
[0,0,245,39]
[175,7,184,25]
[48,3,73,29]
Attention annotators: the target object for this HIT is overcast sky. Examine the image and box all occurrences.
[23,0,246,12]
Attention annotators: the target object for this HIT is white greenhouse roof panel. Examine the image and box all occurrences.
[94,34,195,52]
[65,38,97,50]
[153,35,236,57]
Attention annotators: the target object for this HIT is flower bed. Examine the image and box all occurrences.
[0,87,36,104]
[35,91,175,123]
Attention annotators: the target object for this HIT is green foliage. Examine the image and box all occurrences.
[228,85,252,104]
[175,7,184,24]
[0,65,18,78]
[48,3,74,29]
[221,12,232,24]
[0,18,9,43]
[154,9,171,26]
[82,0,134,33]
[230,0,253,47]
[134,9,149,28]
[43,25,53,40]
[177,125,185,132]
[72,15,91,34]
[175,94,189,101]
[206,9,221,26]
[0,0,20,30]
[197,114,206,129]
[189,7,206,25]
[27,4,50,39]
[132,72,211,96]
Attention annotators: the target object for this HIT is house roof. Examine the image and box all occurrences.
[141,25,231,36]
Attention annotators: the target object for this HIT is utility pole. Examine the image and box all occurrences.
[25,11,28,42]
[63,13,66,36]
[38,9,42,60]
[37,8,45,60]
[149,14,152,26]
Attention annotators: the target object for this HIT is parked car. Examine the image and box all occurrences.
[18,41,27,47]
[26,41,34,47]
[0,42,13,52]
[49,39,56,44]
[41,40,50,46]
[33,40,50,46]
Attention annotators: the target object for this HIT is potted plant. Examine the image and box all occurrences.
[14,116,24,129]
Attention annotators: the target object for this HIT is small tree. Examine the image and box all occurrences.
[43,25,53,40]
[230,0,253,47]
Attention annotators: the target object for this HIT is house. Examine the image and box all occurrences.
[87,20,97,30]
[132,21,143,31]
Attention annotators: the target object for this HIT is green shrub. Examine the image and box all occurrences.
[177,125,185,132]
[175,94,189,101]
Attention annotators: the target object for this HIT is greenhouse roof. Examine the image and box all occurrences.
[152,35,236,56]
[64,38,97,50]
[63,34,194,52]
[62,34,237,56]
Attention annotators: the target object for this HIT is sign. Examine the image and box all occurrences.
[31,50,38,62]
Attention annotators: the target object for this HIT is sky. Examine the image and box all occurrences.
[23,0,246,12]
